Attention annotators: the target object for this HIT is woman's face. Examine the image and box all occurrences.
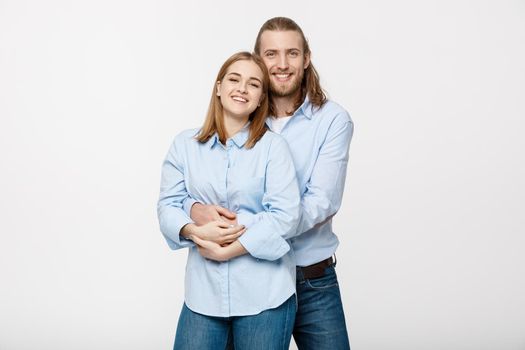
[217,59,264,121]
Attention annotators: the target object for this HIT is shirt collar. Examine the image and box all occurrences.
[266,96,314,126]
[206,134,220,148]
[207,122,250,149]
[230,124,250,148]
[297,96,314,119]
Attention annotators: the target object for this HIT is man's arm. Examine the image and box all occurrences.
[293,112,354,236]
[235,136,300,260]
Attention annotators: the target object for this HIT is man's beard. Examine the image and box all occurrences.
[270,70,304,98]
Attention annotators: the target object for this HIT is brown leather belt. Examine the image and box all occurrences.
[298,256,334,279]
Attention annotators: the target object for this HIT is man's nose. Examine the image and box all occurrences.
[277,55,289,69]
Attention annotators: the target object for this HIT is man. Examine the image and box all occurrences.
[185,17,353,349]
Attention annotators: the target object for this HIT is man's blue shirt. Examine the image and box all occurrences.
[267,98,353,266]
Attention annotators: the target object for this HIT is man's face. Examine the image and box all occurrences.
[258,30,310,98]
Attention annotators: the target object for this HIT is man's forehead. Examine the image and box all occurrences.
[260,30,304,51]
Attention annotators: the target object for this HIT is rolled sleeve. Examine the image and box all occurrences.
[236,212,261,229]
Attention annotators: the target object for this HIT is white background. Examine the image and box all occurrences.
[1,0,524,349]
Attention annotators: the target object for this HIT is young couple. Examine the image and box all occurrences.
[158,17,354,350]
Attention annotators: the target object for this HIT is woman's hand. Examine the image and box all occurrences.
[192,236,247,262]
[193,220,246,245]
[180,221,245,245]
[190,203,238,226]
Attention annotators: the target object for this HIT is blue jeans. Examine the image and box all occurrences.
[293,263,351,350]
[174,294,296,350]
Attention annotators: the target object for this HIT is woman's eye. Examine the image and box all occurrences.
[229,78,239,82]
[250,83,260,88]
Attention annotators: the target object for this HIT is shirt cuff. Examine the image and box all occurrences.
[159,208,195,250]
[182,197,198,218]
[238,228,290,261]
[236,212,261,228]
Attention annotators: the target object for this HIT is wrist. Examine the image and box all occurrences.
[180,223,197,239]
[223,241,246,260]
[190,202,204,217]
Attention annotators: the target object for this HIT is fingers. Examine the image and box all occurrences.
[215,206,237,220]
[191,235,205,246]
[215,220,233,228]
[214,221,244,232]
[219,224,245,236]
[192,235,216,249]
[199,222,245,245]
[220,228,246,244]
[219,215,237,226]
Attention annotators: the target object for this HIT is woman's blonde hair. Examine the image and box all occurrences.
[196,52,270,149]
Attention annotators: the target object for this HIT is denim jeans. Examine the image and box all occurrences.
[293,264,351,350]
[174,294,296,350]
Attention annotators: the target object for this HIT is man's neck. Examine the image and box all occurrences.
[272,90,304,118]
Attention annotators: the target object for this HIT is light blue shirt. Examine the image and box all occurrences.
[269,98,353,266]
[157,126,300,317]
[183,98,353,266]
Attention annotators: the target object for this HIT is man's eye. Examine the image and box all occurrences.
[266,52,275,57]
[290,51,299,57]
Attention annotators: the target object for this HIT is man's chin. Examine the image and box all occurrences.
[270,85,301,98]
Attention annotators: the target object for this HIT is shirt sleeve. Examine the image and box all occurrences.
[238,136,301,261]
[157,136,195,250]
[295,112,354,236]
[182,196,198,217]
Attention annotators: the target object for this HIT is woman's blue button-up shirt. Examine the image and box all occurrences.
[157,126,300,317]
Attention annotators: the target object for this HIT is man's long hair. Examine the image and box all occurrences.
[254,17,327,115]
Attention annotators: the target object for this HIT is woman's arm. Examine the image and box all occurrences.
[158,133,246,250]
[157,136,195,250]
[191,235,247,262]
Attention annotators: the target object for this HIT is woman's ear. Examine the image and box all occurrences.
[216,81,221,96]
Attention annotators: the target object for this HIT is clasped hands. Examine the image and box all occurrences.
[180,203,247,262]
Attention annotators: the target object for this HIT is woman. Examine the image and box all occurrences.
[157,52,300,350]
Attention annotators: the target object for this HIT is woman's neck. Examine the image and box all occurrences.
[223,114,249,139]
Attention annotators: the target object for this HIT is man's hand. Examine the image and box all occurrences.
[192,235,247,262]
[181,221,245,246]
[191,203,238,226]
